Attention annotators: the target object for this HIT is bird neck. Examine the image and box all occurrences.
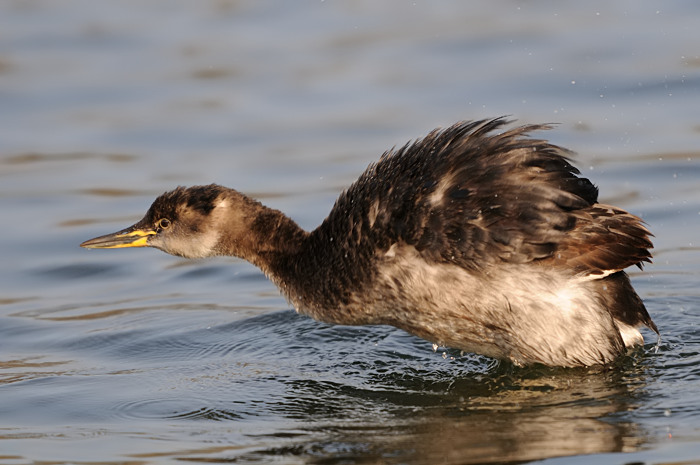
[213,190,367,319]
[214,191,309,281]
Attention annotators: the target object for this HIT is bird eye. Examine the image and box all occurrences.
[156,218,171,230]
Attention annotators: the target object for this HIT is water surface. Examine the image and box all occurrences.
[1,1,699,463]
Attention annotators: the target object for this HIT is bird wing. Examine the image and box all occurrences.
[544,204,652,275]
[336,118,650,275]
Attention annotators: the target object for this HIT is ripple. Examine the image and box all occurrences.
[32,263,123,280]
[77,187,143,197]
[113,397,242,421]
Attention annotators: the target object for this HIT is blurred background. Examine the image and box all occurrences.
[1,1,699,464]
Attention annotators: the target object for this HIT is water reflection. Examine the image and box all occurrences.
[219,357,653,463]
[0,357,72,385]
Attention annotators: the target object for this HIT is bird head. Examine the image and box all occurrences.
[80,184,229,259]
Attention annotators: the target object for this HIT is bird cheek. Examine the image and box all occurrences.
[147,234,169,252]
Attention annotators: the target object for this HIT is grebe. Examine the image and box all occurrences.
[81,118,657,367]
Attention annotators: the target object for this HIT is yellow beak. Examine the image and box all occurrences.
[80,227,156,249]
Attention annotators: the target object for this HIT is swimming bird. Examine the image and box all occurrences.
[81,118,657,367]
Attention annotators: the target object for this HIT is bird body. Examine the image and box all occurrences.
[81,118,657,367]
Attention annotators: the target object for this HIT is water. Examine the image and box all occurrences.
[1,1,699,463]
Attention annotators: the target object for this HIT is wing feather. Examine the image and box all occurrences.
[324,118,651,277]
